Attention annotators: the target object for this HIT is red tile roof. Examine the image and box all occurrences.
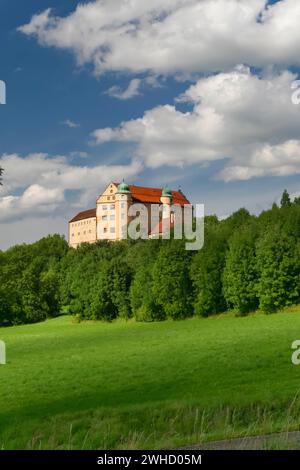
[129,185,190,206]
[69,185,190,223]
[69,208,96,223]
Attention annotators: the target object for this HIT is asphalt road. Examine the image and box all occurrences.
[179,431,300,450]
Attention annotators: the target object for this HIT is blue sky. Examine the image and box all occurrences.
[1,0,300,248]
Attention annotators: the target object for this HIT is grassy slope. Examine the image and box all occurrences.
[1,311,300,449]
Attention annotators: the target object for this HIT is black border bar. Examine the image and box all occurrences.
[0,450,294,467]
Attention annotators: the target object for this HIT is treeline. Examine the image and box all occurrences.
[1,190,300,326]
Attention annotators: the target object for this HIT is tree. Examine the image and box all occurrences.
[1,193,300,327]
[89,261,117,321]
[152,240,192,319]
[256,228,300,313]
[88,257,132,321]
[191,228,227,316]
[223,223,259,315]
[281,189,291,208]
[40,262,61,317]
[20,259,48,323]
[294,196,300,206]
[130,259,162,322]
[0,286,13,326]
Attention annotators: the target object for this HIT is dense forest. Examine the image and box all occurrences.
[0,190,300,327]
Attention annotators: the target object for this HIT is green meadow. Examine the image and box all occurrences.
[1,311,300,449]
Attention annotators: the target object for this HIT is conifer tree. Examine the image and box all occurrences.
[281,189,291,208]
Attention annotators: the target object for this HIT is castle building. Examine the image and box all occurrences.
[68,182,190,248]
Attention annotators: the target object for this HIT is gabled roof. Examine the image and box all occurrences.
[69,208,96,223]
[69,184,191,223]
[96,182,119,202]
[129,185,190,206]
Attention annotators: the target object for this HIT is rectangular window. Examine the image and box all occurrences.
[110,227,115,233]
[110,204,115,210]
[102,215,108,221]
[121,203,125,209]
[102,205,107,211]
[104,227,108,233]
[121,213,125,219]
[110,215,115,221]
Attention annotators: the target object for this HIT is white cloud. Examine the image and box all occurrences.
[92,67,300,178]
[0,185,64,222]
[19,8,53,36]
[218,140,300,182]
[290,191,300,202]
[18,1,300,76]
[61,119,80,128]
[0,153,142,222]
[106,79,141,100]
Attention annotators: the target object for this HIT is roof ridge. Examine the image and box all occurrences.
[69,208,96,223]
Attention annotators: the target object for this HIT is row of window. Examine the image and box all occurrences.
[72,219,93,227]
[102,215,115,221]
[101,204,115,211]
[101,213,126,221]
[71,229,93,237]
[71,227,117,237]
[100,203,126,211]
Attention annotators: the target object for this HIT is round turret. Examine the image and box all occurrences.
[160,186,173,213]
[162,187,172,198]
[117,181,131,194]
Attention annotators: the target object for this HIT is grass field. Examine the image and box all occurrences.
[1,311,300,449]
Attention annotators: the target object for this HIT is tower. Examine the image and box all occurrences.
[115,181,132,239]
[160,186,173,221]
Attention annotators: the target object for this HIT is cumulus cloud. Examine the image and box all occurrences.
[91,66,300,179]
[106,79,141,100]
[18,0,300,76]
[0,154,141,222]
[0,185,65,222]
[217,140,300,182]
